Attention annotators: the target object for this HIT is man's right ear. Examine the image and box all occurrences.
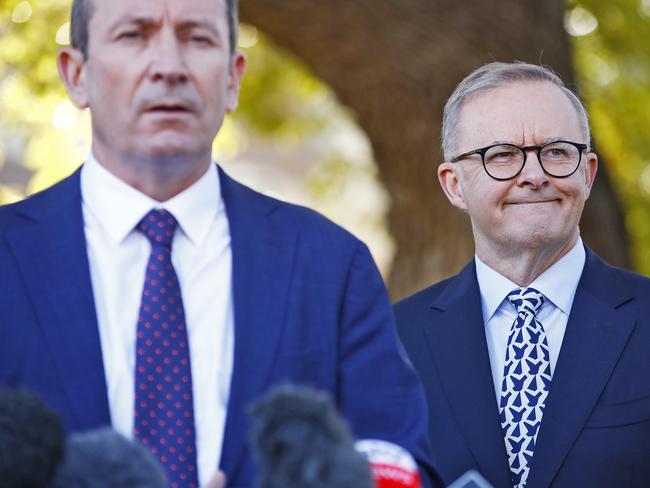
[437,162,468,212]
[57,48,89,109]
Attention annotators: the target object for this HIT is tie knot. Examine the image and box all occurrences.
[137,209,178,248]
[507,287,545,316]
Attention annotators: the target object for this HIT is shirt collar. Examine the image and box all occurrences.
[475,237,586,323]
[81,153,222,246]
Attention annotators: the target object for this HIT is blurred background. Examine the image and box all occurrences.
[1,0,649,299]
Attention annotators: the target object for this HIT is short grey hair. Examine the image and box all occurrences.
[441,61,591,161]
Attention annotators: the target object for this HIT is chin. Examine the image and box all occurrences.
[141,139,206,163]
[144,127,205,151]
[514,228,572,250]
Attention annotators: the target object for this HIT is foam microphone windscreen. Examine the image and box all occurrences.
[250,385,374,488]
[0,388,65,488]
[52,428,166,488]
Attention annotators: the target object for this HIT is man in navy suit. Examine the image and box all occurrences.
[0,0,438,486]
[396,62,650,488]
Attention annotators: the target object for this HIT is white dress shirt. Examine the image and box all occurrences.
[475,238,586,404]
[81,155,233,486]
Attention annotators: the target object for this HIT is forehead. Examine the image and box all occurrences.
[90,0,227,27]
[455,81,584,149]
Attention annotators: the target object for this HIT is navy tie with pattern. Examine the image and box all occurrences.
[134,209,199,488]
[499,287,551,488]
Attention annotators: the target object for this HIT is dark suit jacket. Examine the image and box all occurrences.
[395,248,650,488]
[0,166,438,487]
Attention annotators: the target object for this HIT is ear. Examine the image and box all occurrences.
[57,48,89,109]
[225,51,247,113]
[582,151,598,199]
[438,162,469,211]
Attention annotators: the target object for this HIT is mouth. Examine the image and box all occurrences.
[505,199,559,206]
[144,101,193,114]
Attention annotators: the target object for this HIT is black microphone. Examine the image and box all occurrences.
[0,388,64,488]
[52,428,166,488]
[250,385,374,488]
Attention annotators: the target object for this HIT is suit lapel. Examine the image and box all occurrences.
[217,168,297,478]
[4,169,110,430]
[426,262,513,487]
[526,248,636,488]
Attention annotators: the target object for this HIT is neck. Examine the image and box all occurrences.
[92,145,211,202]
[475,233,579,286]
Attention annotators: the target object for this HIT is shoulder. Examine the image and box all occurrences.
[393,274,461,328]
[583,247,650,293]
[608,264,650,289]
[219,167,362,250]
[0,170,81,233]
[394,260,477,315]
[393,261,478,343]
[395,278,453,313]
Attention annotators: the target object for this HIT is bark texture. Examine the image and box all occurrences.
[240,0,629,300]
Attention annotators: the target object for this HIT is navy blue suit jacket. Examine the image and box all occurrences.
[0,166,438,487]
[395,248,650,487]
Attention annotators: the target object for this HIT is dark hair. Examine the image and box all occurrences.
[0,388,65,488]
[52,428,166,488]
[70,0,239,58]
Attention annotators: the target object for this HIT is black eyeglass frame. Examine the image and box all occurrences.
[450,140,590,181]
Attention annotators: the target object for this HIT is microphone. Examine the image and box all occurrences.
[446,470,494,488]
[355,439,421,488]
[0,388,65,488]
[52,428,166,488]
[250,385,374,488]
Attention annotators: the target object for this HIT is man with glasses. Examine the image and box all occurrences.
[396,62,650,488]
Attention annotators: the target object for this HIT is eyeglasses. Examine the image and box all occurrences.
[450,140,589,180]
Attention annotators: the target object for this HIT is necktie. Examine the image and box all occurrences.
[499,287,551,488]
[133,209,199,488]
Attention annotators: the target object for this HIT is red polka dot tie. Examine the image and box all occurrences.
[134,209,199,488]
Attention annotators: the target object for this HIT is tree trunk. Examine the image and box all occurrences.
[240,0,629,300]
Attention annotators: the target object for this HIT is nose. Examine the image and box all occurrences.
[148,28,188,84]
[516,149,548,188]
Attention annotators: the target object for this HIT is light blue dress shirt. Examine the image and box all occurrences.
[475,238,586,404]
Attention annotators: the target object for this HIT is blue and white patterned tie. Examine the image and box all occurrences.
[499,287,551,488]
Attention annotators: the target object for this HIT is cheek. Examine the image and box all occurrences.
[195,57,230,88]
[468,187,507,215]
[88,66,133,109]
[560,181,589,210]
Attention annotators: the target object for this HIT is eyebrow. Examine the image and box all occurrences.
[175,20,221,39]
[490,137,566,146]
[108,14,157,33]
[108,15,220,36]
[539,137,565,145]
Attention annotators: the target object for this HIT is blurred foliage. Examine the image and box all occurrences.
[236,25,331,140]
[0,0,649,274]
[567,0,650,273]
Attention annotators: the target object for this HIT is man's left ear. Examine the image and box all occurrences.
[583,151,598,198]
[225,51,247,113]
